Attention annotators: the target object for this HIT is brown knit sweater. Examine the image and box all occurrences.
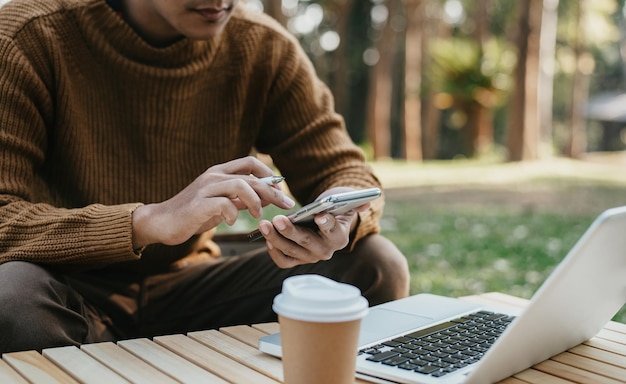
[0,0,383,268]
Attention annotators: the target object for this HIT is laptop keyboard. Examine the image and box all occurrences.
[359,310,516,379]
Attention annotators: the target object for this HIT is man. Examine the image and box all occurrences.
[0,0,410,353]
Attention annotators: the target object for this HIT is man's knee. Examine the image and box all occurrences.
[0,261,56,312]
[0,261,88,353]
[343,234,410,306]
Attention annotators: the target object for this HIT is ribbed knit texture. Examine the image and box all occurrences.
[0,0,383,267]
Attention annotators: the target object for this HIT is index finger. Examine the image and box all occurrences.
[210,156,275,179]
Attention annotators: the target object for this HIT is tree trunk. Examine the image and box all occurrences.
[367,0,399,159]
[421,3,450,159]
[506,0,543,161]
[329,0,354,121]
[468,0,493,157]
[538,0,559,155]
[461,100,493,158]
[563,0,589,158]
[403,0,423,161]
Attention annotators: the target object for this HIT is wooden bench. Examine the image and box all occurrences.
[1,292,625,383]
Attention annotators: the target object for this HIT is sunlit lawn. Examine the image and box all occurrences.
[376,157,626,324]
[380,206,591,299]
[380,201,626,323]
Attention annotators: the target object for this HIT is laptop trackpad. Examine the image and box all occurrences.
[359,308,433,345]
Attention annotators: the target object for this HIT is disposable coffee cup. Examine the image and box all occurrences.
[273,274,369,384]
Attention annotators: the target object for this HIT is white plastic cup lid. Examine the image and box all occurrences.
[273,274,369,322]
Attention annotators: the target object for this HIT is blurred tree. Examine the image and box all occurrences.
[403,0,424,161]
[367,0,399,159]
[563,0,592,158]
[421,1,448,160]
[343,1,373,144]
[327,0,354,124]
[538,0,559,155]
[469,0,492,156]
[429,37,514,157]
[506,0,542,161]
[256,0,622,160]
[553,0,621,153]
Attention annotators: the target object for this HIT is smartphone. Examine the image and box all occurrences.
[247,187,382,241]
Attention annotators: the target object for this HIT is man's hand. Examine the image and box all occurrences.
[131,156,295,249]
[257,187,371,268]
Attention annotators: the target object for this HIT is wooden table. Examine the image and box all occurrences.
[1,292,625,383]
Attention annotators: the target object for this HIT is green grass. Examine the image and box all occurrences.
[377,163,626,323]
[380,207,592,299]
[381,204,626,322]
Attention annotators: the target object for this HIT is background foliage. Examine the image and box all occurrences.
[254,0,626,160]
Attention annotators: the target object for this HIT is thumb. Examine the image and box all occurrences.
[315,214,339,234]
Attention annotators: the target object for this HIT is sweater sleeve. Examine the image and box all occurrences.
[0,36,141,267]
[254,33,383,248]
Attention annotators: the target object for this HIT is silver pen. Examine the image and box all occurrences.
[259,176,285,185]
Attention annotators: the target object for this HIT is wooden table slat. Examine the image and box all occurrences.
[498,376,533,384]
[584,337,626,356]
[569,343,626,368]
[605,320,626,335]
[597,328,626,345]
[118,338,228,384]
[513,367,576,384]
[81,342,179,384]
[551,351,626,382]
[42,346,129,384]
[155,334,278,384]
[219,325,268,348]
[0,358,28,384]
[251,322,280,335]
[534,359,625,384]
[3,350,79,384]
[189,329,284,382]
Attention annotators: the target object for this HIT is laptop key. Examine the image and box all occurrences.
[416,365,440,374]
[382,356,410,366]
[366,350,400,362]
[404,321,457,339]
[408,358,429,366]
[383,340,404,347]
[431,361,449,368]
[398,362,420,370]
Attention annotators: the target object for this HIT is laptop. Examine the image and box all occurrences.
[259,205,626,383]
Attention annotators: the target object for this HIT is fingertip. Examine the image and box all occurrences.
[315,214,329,226]
[273,215,289,231]
[282,195,295,209]
[259,220,271,235]
[223,213,236,226]
[356,202,371,212]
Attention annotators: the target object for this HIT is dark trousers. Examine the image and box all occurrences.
[0,234,409,354]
